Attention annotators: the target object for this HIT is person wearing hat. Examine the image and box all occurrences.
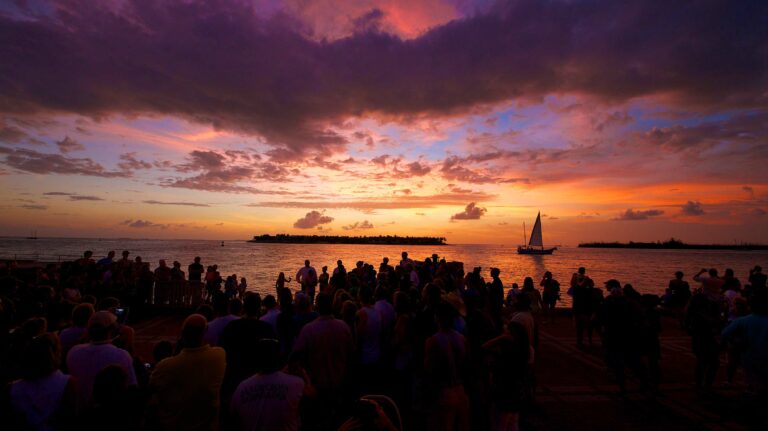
[66,311,137,408]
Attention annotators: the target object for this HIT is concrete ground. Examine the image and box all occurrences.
[133,309,766,431]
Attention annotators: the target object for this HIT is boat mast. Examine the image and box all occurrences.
[522,222,527,248]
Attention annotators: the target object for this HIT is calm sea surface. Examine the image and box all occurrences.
[2,237,766,306]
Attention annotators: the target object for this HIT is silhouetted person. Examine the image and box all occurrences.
[595,279,647,396]
[570,267,598,347]
[219,293,276,405]
[722,288,768,394]
[424,300,469,430]
[7,334,76,430]
[296,260,318,303]
[685,292,722,392]
[231,339,304,431]
[540,271,560,321]
[149,314,226,430]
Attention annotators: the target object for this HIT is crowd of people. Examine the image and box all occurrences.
[0,250,766,430]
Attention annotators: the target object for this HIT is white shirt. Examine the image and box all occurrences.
[231,371,304,431]
[66,342,137,407]
[296,266,317,285]
[204,314,239,346]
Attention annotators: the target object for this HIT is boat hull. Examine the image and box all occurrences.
[517,246,556,255]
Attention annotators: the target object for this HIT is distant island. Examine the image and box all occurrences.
[578,238,768,251]
[248,234,447,245]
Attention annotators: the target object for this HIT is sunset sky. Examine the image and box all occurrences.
[1,0,766,244]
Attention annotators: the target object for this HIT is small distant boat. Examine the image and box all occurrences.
[26,230,38,240]
[517,212,556,255]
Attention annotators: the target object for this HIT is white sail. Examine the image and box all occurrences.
[528,212,544,247]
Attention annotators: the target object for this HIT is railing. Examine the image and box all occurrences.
[0,253,82,263]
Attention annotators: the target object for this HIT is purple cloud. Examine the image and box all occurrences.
[681,201,705,216]
[56,136,84,153]
[0,147,129,177]
[293,210,334,229]
[121,219,167,229]
[143,200,210,207]
[450,202,487,220]
[342,220,374,230]
[164,149,299,193]
[19,204,47,210]
[68,195,103,201]
[1,0,764,160]
[118,153,152,171]
[612,208,665,221]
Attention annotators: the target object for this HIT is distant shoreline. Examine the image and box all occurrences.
[579,240,768,251]
[248,234,447,245]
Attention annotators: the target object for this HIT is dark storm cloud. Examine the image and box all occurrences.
[612,208,664,221]
[163,149,299,194]
[1,0,765,158]
[0,146,129,177]
[681,201,705,216]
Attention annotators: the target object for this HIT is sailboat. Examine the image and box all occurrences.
[517,212,556,255]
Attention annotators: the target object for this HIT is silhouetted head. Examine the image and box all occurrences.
[523,277,534,291]
[181,314,207,348]
[243,292,262,317]
[122,250,130,258]
[257,339,282,374]
[228,298,243,316]
[544,271,552,279]
[304,259,310,267]
[394,291,412,314]
[491,268,500,277]
[316,292,333,315]
[195,304,214,322]
[578,267,586,275]
[437,300,458,329]
[709,268,718,277]
[153,340,174,363]
[725,268,734,277]
[359,286,374,305]
[20,333,60,380]
[88,311,117,342]
[401,252,408,259]
[263,294,277,310]
[72,303,95,328]
[604,279,622,293]
[107,250,115,258]
[93,365,128,405]
[383,257,389,264]
[194,256,201,263]
[675,271,684,279]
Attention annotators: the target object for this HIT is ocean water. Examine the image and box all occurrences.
[1,237,766,306]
